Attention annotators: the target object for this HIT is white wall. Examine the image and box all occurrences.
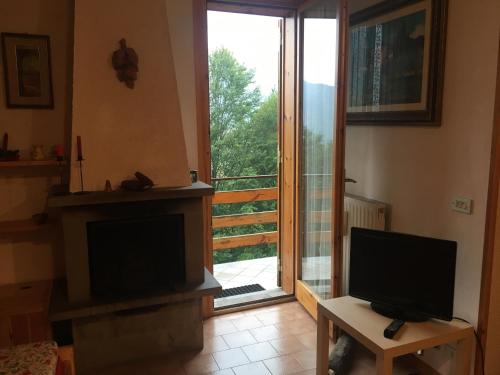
[0,0,198,285]
[0,0,73,285]
[346,0,500,372]
[346,0,500,327]
[166,0,199,170]
[70,0,190,192]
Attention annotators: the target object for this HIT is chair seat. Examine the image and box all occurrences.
[0,341,58,375]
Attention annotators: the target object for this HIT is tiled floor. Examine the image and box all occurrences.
[101,301,428,375]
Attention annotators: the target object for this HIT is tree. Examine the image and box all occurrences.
[209,48,279,264]
[209,48,261,182]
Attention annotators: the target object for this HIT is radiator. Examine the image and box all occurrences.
[342,194,388,295]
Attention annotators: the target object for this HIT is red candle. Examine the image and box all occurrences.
[55,145,64,158]
[76,136,83,161]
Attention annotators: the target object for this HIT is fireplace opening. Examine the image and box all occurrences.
[87,214,186,297]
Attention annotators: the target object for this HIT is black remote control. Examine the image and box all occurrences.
[384,319,405,339]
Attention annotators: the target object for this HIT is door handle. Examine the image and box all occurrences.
[345,178,357,183]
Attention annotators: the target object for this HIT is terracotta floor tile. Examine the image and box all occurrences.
[212,348,250,370]
[215,312,247,321]
[232,361,272,375]
[269,336,309,355]
[241,342,279,362]
[243,306,275,316]
[232,316,263,330]
[255,310,295,325]
[275,317,316,335]
[291,350,316,370]
[263,355,304,375]
[209,370,235,375]
[202,335,230,354]
[182,353,219,375]
[249,325,283,342]
[204,319,239,337]
[222,330,257,348]
[295,331,317,350]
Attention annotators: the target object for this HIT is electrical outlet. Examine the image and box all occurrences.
[451,197,472,214]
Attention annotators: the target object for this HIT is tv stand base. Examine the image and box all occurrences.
[370,302,428,322]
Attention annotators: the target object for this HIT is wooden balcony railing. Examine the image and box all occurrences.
[211,176,278,252]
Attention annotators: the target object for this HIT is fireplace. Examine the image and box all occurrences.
[48,183,220,374]
[87,214,186,297]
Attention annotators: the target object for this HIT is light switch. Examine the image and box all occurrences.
[451,197,472,214]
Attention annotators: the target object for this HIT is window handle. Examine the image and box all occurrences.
[345,177,357,183]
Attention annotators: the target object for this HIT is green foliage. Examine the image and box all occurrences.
[209,48,279,264]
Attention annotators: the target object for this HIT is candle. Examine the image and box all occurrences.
[55,145,64,160]
[76,136,83,161]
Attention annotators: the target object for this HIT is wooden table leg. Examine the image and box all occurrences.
[455,333,473,375]
[316,311,330,375]
[376,353,393,375]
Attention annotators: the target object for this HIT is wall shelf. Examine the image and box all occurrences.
[0,160,66,168]
[0,219,53,235]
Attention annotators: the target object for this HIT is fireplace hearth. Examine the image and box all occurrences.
[48,182,220,374]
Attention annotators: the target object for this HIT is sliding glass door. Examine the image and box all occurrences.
[296,0,347,316]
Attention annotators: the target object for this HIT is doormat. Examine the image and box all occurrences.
[215,284,265,299]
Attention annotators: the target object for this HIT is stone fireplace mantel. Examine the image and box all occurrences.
[48,181,219,374]
[48,181,214,208]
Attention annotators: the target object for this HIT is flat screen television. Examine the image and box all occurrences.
[349,227,457,321]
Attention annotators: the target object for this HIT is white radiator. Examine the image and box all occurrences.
[342,194,388,295]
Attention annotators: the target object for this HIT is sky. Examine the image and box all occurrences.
[207,11,280,96]
[207,11,338,96]
[303,18,337,87]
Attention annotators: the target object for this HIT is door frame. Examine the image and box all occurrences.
[193,0,300,317]
[294,0,348,319]
[476,37,500,375]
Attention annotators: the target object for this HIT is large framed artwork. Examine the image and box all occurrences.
[1,33,54,109]
[347,0,447,125]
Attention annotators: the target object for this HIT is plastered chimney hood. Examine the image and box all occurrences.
[70,0,190,192]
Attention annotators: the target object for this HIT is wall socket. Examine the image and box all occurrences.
[451,197,473,214]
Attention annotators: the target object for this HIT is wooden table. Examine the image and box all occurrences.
[316,296,474,375]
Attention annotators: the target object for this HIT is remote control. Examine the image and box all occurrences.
[384,319,405,339]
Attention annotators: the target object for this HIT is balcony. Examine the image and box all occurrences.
[211,175,284,308]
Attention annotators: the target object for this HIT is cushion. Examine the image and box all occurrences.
[0,341,58,375]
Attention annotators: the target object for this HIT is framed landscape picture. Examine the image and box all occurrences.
[1,33,54,108]
[347,0,447,125]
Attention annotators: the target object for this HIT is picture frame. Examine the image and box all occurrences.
[347,0,447,126]
[1,33,54,109]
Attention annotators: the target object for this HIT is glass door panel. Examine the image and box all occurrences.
[300,1,338,300]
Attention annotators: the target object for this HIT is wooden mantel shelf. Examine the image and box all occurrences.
[0,160,66,168]
[0,219,53,235]
[47,181,214,208]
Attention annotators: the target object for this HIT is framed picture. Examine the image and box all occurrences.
[347,0,447,125]
[1,33,54,108]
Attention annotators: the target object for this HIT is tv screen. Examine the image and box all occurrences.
[349,227,457,321]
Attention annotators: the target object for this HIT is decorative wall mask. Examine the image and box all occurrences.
[112,39,138,89]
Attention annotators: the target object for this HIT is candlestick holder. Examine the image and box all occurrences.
[74,157,90,195]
